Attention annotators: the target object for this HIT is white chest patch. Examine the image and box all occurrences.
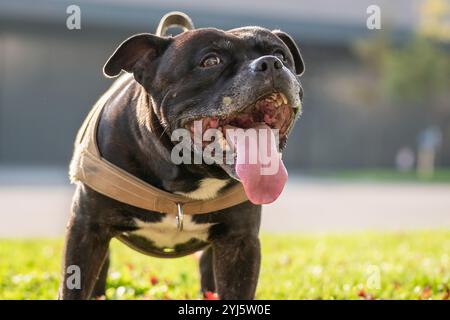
[177,178,229,200]
[131,215,214,248]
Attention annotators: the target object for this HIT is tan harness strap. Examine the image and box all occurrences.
[76,149,248,215]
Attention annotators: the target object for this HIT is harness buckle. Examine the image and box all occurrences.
[176,203,184,232]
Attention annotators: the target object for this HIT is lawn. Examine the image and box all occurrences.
[0,231,449,300]
[312,168,450,183]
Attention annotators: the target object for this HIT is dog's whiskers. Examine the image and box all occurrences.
[159,125,169,139]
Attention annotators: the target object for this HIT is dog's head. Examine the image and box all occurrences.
[103,27,304,204]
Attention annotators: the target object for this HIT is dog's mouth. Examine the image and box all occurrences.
[183,92,295,147]
[181,92,296,205]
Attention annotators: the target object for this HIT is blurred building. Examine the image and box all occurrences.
[0,0,448,170]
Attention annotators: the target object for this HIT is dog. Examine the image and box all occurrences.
[59,12,304,300]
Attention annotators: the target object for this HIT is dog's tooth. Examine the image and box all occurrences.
[280,93,288,104]
[276,96,283,106]
[218,132,230,151]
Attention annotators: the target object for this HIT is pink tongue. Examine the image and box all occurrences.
[229,124,288,205]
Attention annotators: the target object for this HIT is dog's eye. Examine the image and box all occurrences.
[200,54,221,67]
[273,50,286,62]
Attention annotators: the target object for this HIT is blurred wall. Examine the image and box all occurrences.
[0,26,125,165]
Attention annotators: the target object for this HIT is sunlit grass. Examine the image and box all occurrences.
[0,231,449,299]
[312,168,450,183]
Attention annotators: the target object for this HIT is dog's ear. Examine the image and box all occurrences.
[272,30,305,76]
[103,33,172,79]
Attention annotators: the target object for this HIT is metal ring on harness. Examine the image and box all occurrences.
[176,203,184,232]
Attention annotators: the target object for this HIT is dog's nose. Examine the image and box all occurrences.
[250,55,284,73]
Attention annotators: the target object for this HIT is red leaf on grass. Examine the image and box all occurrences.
[357,289,375,300]
[357,289,366,298]
[204,291,219,300]
[150,275,158,285]
[421,286,431,299]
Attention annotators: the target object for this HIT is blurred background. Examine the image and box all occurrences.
[0,0,449,237]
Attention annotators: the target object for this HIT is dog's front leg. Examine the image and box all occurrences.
[199,246,216,294]
[58,212,111,300]
[212,235,261,300]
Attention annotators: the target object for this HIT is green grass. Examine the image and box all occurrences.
[312,168,450,183]
[0,231,449,300]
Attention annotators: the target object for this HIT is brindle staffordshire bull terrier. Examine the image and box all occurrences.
[59,13,304,300]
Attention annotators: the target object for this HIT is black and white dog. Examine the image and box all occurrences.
[60,21,304,300]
